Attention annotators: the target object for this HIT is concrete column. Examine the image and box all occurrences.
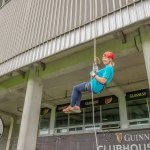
[6,117,14,150]
[118,96,129,129]
[17,68,43,150]
[108,83,128,128]
[140,25,150,87]
[49,106,56,135]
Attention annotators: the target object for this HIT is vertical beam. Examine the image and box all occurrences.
[6,117,14,150]
[108,81,128,129]
[16,68,43,150]
[49,106,56,135]
[140,25,150,88]
[118,96,129,129]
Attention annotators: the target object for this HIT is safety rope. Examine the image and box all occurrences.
[91,1,100,149]
[91,38,99,150]
[91,80,99,150]
[94,38,97,63]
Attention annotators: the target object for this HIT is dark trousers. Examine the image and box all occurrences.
[70,82,92,107]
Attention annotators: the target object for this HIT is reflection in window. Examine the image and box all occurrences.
[70,111,83,126]
[102,103,120,123]
[39,109,51,135]
[127,99,149,120]
[55,112,68,127]
[84,106,100,124]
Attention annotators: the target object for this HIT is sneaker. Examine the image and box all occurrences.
[71,105,81,113]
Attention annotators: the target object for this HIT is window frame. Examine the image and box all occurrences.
[127,98,150,128]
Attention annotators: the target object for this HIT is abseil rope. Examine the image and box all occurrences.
[91,38,99,150]
[91,1,100,149]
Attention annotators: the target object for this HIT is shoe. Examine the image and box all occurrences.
[63,105,81,113]
[63,106,73,113]
[71,105,81,113]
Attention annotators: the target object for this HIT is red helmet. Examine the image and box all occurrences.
[103,51,114,59]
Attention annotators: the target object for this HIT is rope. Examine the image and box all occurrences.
[94,38,97,63]
[91,1,100,149]
[91,39,99,150]
[91,80,99,150]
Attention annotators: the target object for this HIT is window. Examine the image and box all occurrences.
[101,103,120,129]
[126,89,150,127]
[127,98,150,126]
[102,103,120,123]
[127,99,149,119]
[84,106,100,125]
[55,112,68,128]
[39,108,51,135]
[70,111,83,126]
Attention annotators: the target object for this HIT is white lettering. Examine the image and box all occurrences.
[109,145,113,150]
[144,134,150,140]
[85,101,98,106]
[124,134,150,142]
[135,135,138,141]
[147,143,150,149]
[130,144,138,150]
[131,135,136,141]
[97,145,103,150]
[97,144,150,150]
[130,92,146,98]
[124,134,130,141]
[123,144,129,150]
[116,145,122,150]
[138,144,142,150]
[138,135,144,141]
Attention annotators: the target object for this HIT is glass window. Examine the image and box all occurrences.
[55,112,68,128]
[39,108,51,135]
[127,98,149,120]
[84,106,100,125]
[102,103,120,123]
[69,111,83,126]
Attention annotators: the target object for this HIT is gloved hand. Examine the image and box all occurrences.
[93,63,99,73]
[90,71,96,77]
